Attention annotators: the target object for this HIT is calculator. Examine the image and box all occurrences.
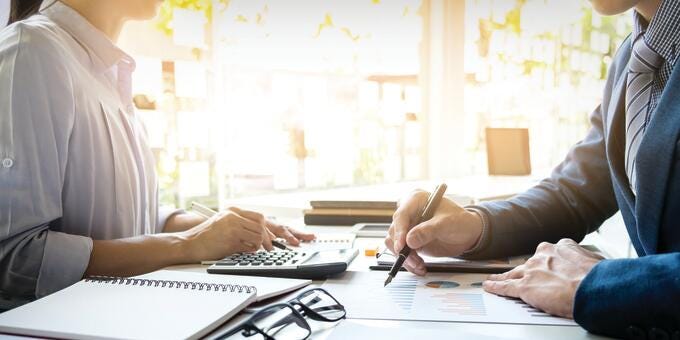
[207,248,359,280]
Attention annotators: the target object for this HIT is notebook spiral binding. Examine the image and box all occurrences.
[85,276,256,294]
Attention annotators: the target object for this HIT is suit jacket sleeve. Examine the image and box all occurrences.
[574,254,680,337]
[464,93,620,260]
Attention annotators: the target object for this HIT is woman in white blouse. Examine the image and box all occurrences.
[0,0,314,307]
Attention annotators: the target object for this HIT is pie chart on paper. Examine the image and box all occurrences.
[425,281,460,289]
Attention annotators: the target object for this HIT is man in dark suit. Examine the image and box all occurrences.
[385,0,680,338]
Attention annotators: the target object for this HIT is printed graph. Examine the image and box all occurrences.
[504,296,553,318]
[425,281,460,288]
[383,277,418,311]
[322,272,576,325]
[432,293,487,316]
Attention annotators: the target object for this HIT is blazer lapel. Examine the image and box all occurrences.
[634,63,680,254]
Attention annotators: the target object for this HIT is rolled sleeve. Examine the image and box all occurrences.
[0,224,91,305]
[36,231,92,297]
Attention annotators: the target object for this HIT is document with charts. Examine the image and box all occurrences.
[322,271,576,326]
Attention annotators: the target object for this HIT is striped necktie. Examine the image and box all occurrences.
[625,35,664,194]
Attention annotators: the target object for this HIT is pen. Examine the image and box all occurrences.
[190,201,293,251]
[384,183,448,287]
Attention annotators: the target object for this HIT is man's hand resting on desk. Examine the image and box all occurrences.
[483,238,603,318]
[384,190,484,275]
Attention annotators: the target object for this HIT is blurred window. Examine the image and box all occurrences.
[121,0,631,208]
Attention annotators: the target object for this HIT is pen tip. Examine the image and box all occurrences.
[384,276,392,287]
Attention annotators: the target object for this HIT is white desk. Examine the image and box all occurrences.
[168,177,617,339]
[167,227,613,339]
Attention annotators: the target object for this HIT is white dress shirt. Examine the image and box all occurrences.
[0,1,176,307]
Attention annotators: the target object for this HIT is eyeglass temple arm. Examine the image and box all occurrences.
[216,322,278,340]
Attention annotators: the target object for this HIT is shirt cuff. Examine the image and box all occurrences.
[461,206,491,256]
[36,231,93,297]
[157,207,186,234]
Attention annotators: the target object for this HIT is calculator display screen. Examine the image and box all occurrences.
[301,249,354,265]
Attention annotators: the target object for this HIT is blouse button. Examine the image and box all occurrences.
[2,158,14,168]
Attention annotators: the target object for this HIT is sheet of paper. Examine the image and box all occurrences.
[328,320,502,340]
[322,271,576,326]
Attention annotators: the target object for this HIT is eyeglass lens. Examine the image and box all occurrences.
[251,305,311,340]
[295,289,346,321]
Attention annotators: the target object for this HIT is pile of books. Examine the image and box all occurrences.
[303,200,397,226]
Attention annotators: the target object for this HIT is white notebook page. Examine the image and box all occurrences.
[0,274,256,340]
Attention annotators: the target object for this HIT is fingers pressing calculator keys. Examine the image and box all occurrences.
[209,248,359,279]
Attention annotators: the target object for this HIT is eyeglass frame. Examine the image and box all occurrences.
[216,287,346,340]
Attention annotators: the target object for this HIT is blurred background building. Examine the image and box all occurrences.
[107,0,633,210]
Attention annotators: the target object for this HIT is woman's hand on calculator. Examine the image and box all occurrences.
[227,207,315,247]
[180,207,315,262]
[264,219,316,246]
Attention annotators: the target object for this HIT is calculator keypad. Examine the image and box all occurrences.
[216,251,303,267]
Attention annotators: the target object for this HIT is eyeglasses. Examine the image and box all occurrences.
[217,288,346,340]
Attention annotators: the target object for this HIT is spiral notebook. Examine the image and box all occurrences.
[0,271,257,340]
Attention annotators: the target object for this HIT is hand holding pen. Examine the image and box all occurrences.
[384,184,448,286]
[383,184,485,283]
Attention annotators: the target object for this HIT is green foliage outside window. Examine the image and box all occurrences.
[155,0,403,42]
[156,0,224,36]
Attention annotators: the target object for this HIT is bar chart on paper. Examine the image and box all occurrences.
[322,272,576,326]
[383,277,418,311]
